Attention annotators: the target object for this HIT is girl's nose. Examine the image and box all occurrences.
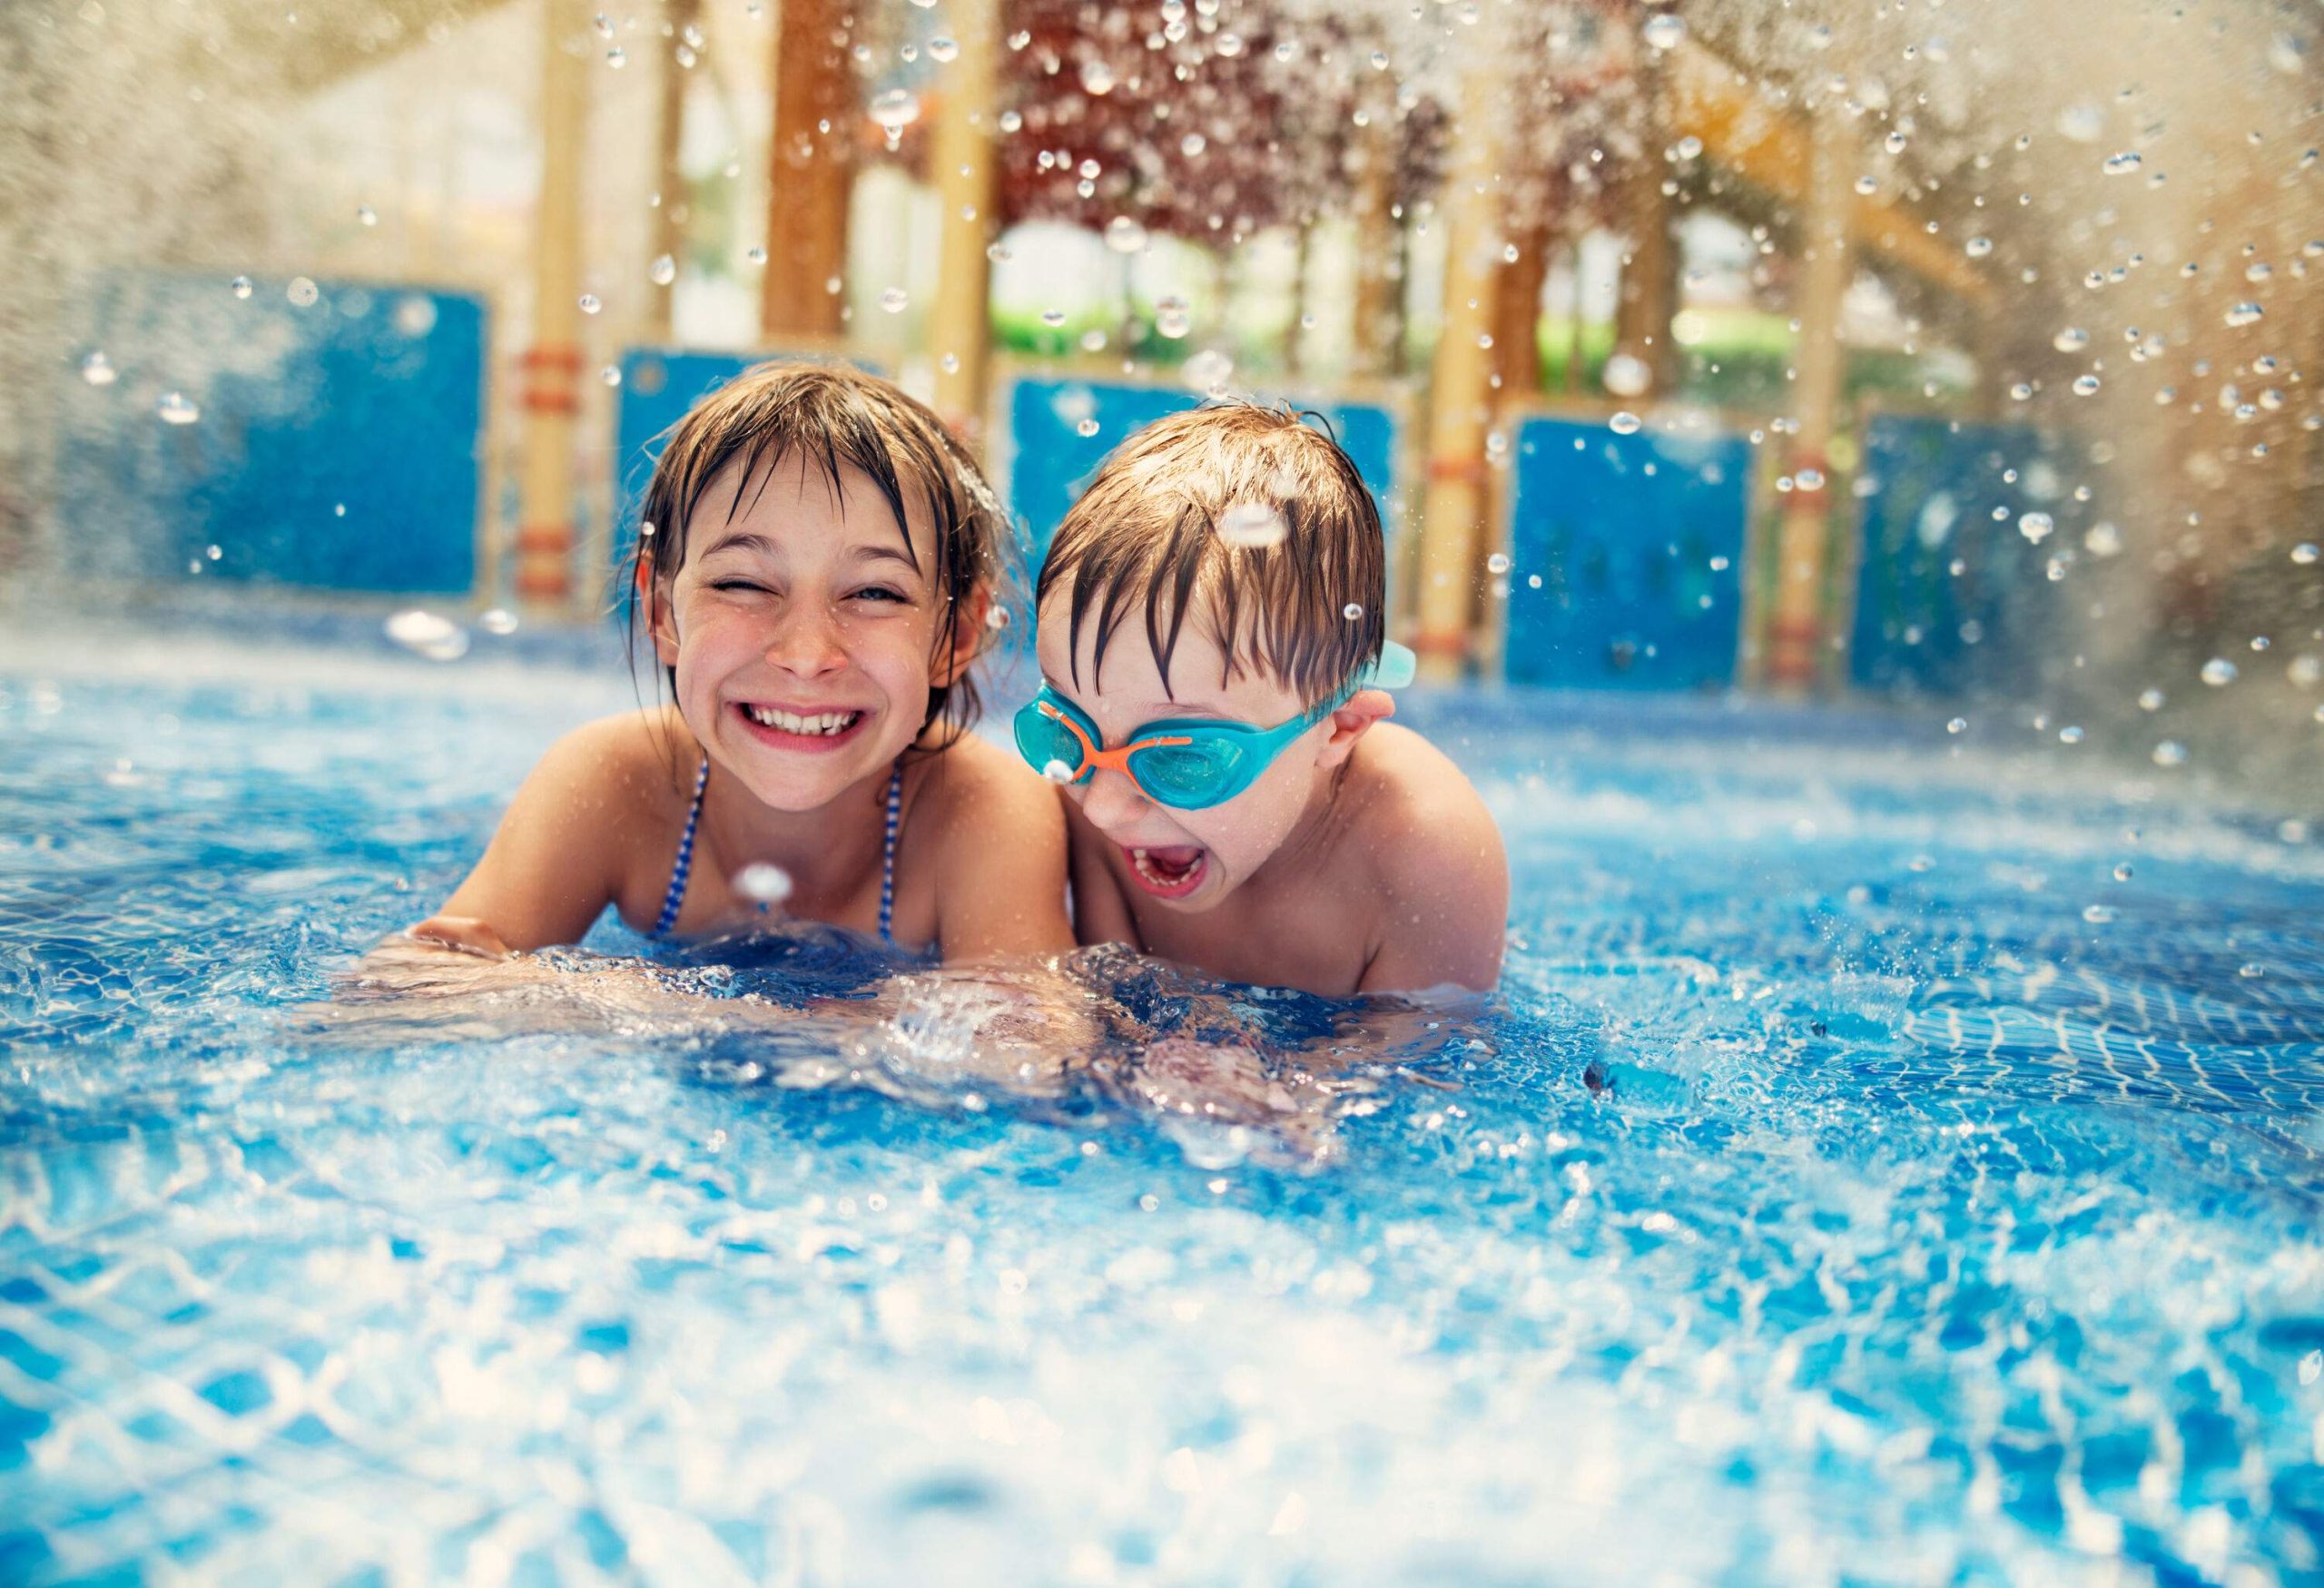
[1078,764,1152,828]
[763,606,848,677]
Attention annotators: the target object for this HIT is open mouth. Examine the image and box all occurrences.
[1125,843,1208,900]
[733,701,870,754]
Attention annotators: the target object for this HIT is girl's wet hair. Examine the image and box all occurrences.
[622,360,1011,751]
[1036,401,1387,713]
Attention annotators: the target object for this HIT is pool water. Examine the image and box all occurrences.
[4,630,2323,1585]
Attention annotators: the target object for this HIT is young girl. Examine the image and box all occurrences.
[411,361,1072,963]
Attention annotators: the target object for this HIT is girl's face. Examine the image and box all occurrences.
[653,449,971,813]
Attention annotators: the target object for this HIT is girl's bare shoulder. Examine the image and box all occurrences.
[526,707,704,839]
[906,730,1067,843]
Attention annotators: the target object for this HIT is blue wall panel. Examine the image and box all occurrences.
[1847,418,2090,695]
[56,273,485,594]
[1502,416,1750,689]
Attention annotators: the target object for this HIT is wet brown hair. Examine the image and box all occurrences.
[624,360,1009,747]
[1036,401,1386,712]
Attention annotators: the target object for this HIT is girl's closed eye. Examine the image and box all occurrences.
[852,584,911,604]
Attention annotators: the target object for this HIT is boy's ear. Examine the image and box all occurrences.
[1315,687,1393,771]
[935,584,993,689]
[636,557,679,667]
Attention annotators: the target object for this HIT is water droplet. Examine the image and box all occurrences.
[606,44,626,67]
[649,253,676,286]
[356,203,378,227]
[2201,657,2238,686]
[1105,216,1148,254]
[1884,131,1908,155]
[478,607,519,636]
[2291,543,2319,565]
[1216,501,1289,550]
[2084,522,2122,557]
[1640,12,1686,50]
[600,364,623,387]
[1181,348,1234,391]
[1602,352,1652,399]
[579,293,603,314]
[985,605,1011,630]
[1078,57,1116,94]
[155,390,199,425]
[1342,602,1365,621]
[2082,903,2116,923]
[1075,417,1100,438]
[985,242,1011,263]
[881,286,910,314]
[230,274,253,299]
[2018,512,2053,544]
[2101,150,2141,174]
[2071,374,2101,396]
[2053,327,2089,353]
[733,863,793,905]
[1965,236,1993,258]
[745,245,766,265]
[80,350,117,387]
[928,35,958,63]
[871,87,920,135]
[1945,716,1968,735]
[1039,307,1066,328]
[1180,132,1206,158]
[2138,687,2164,711]
[1370,49,1389,69]
[385,608,470,662]
[1486,552,1512,576]
[593,12,612,36]
[287,276,320,308]
[1608,411,1642,436]
[2224,301,2263,328]
[1155,295,1192,339]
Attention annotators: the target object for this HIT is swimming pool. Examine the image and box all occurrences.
[5,621,2322,1585]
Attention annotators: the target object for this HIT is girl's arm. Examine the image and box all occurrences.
[926,742,1078,962]
[412,718,649,954]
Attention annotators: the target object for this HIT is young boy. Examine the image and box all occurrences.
[1019,402,1507,997]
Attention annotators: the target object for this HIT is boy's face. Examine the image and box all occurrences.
[1035,593,1365,912]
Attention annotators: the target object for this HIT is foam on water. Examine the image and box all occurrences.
[3,642,2322,1585]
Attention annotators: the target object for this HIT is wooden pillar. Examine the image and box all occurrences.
[1494,215,1550,396]
[515,0,589,608]
[1764,86,1852,691]
[930,0,998,447]
[1611,158,1678,396]
[1413,62,1504,680]
[763,0,853,338]
[650,0,700,340]
[1350,103,1398,379]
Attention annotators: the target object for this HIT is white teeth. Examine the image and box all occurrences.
[1130,847,1201,889]
[743,705,860,735]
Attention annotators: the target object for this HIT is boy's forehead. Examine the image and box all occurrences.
[1035,588,1301,715]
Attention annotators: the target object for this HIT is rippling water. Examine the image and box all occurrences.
[4,631,2322,1585]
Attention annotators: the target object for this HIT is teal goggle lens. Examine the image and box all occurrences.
[1013,702,1088,781]
[1127,738,1255,809]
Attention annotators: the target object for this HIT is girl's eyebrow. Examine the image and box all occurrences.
[698,529,776,558]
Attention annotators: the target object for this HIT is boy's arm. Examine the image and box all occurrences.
[413,720,643,954]
[1356,785,1508,996]
[929,745,1078,962]
[1061,796,1144,951]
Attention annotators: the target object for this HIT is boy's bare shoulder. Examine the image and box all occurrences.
[1341,723,1506,897]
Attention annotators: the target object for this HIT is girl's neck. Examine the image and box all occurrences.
[694,755,897,903]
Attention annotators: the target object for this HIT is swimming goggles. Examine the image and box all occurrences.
[1012,641,1416,810]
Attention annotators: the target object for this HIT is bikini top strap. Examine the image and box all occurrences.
[652,756,711,938]
[878,759,903,946]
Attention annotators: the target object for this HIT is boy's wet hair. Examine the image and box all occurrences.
[1037,401,1386,712]
[624,360,1009,745]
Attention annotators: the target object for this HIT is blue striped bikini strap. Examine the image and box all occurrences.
[653,756,903,944]
[652,756,711,937]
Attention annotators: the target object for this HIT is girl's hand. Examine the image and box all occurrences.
[408,914,517,959]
